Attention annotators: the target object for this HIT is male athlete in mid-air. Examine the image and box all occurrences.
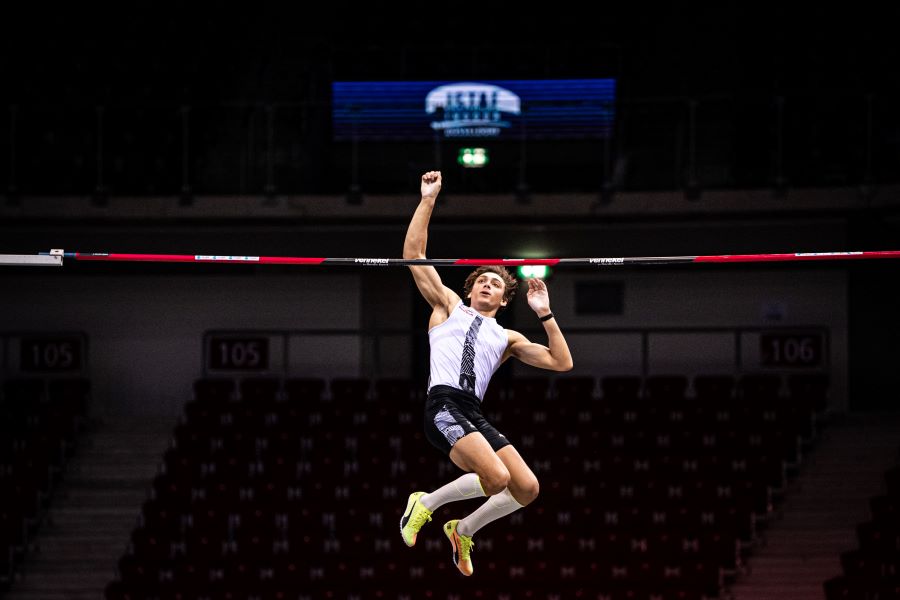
[400,171,574,576]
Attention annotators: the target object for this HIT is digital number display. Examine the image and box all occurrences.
[208,337,269,371]
[760,333,823,368]
[20,338,83,372]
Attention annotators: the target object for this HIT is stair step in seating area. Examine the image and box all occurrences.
[0,377,91,590]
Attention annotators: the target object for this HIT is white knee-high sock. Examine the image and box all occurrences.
[456,488,524,536]
[420,473,485,511]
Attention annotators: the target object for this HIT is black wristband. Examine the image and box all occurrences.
[539,312,554,322]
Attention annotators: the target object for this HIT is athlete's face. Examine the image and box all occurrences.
[467,272,508,312]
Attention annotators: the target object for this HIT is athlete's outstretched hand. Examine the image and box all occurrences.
[526,278,551,316]
[421,171,442,201]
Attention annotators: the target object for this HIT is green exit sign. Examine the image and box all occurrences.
[457,148,489,168]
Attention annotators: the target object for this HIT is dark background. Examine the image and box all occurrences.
[3,4,900,195]
[1,4,899,410]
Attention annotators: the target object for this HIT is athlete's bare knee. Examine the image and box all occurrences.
[512,476,539,505]
[479,466,511,496]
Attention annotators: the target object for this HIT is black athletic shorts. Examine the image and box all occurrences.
[423,385,511,455]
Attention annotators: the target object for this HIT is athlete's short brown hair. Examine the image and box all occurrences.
[463,266,518,305]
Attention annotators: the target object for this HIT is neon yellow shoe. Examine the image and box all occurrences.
[399,491,432,547]
[443,519,474,576]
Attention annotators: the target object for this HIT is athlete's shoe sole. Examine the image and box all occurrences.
[444,519,474,576]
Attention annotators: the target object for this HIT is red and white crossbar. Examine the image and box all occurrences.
[21,249,900,267]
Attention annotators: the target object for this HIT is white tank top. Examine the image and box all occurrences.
[427,301,509,401]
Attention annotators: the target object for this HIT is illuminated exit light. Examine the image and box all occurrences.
[517,265,551,279]
[458,148,489,168]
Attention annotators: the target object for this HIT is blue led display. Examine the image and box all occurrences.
[332,79,616,141]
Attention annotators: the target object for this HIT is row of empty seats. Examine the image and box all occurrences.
[105,373,829,600]
[188,373,829,407]
[825,464,900,600]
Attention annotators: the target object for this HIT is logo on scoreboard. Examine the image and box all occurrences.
[425,83,521,138]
